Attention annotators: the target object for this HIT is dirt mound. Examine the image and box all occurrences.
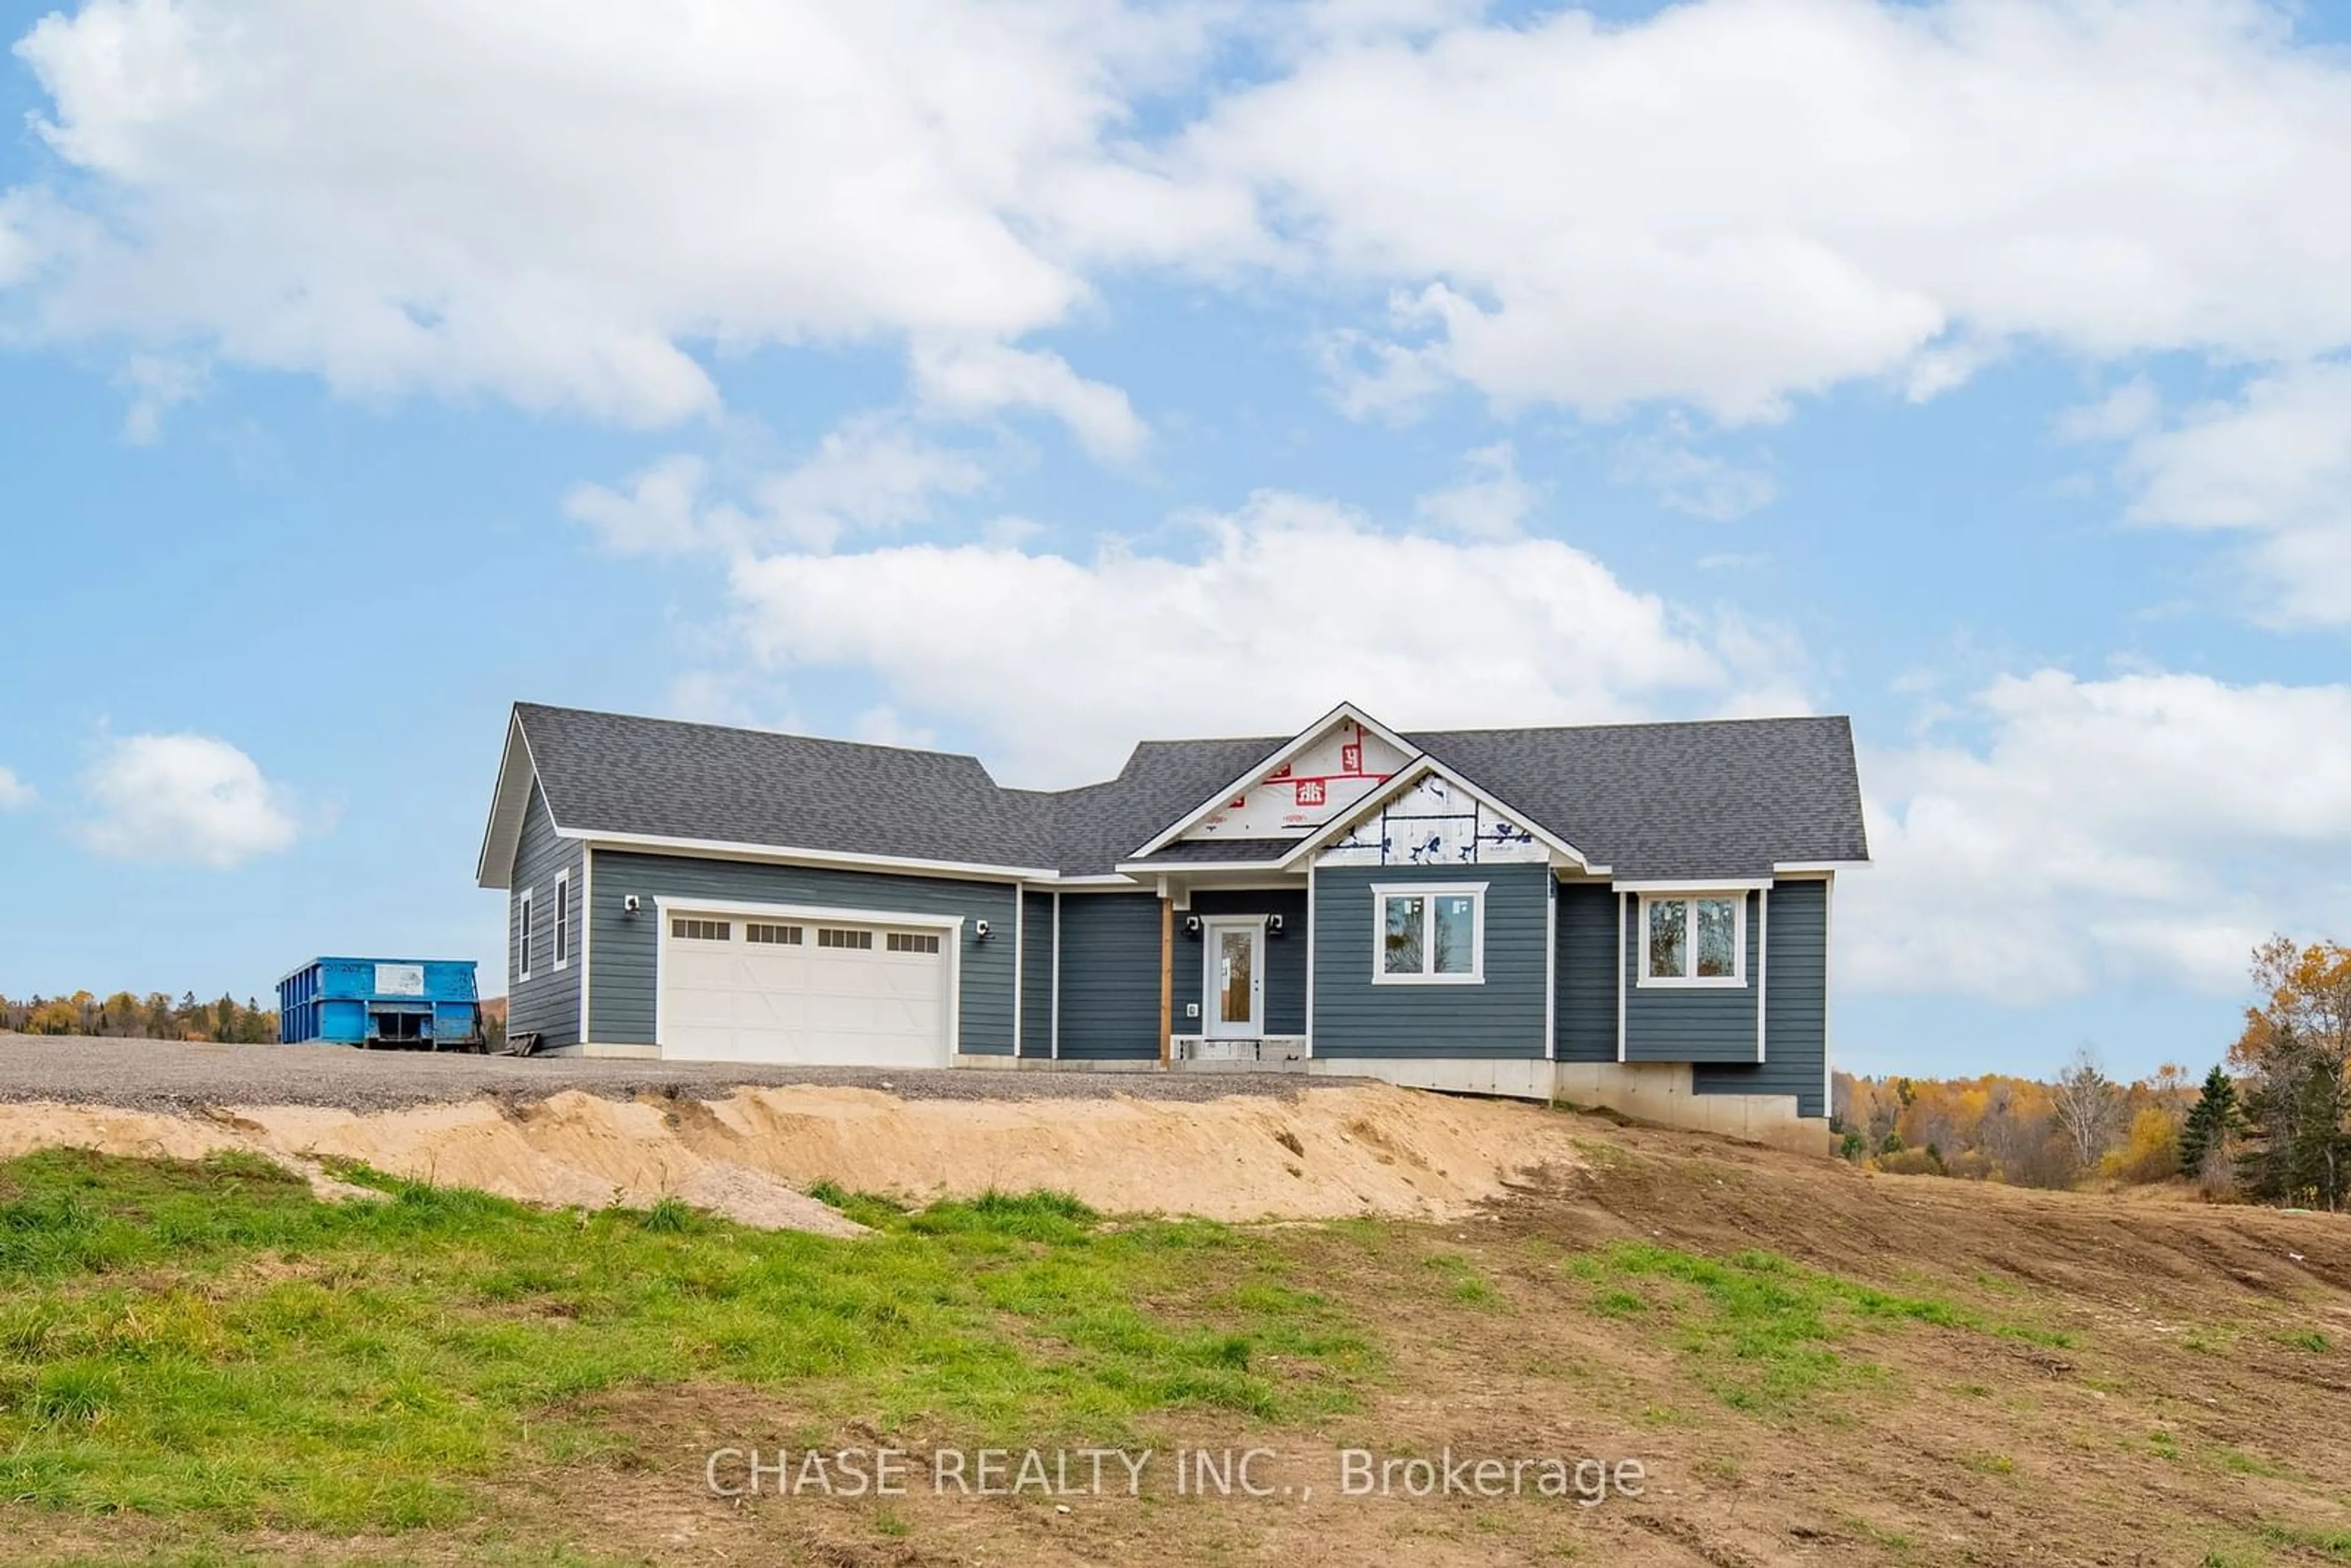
[0,1081,1583,1232]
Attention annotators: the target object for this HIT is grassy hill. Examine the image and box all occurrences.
[2,1113,2347,1566]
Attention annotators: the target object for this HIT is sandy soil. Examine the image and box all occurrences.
[405,1122,2351,1567]
[0,1079,1588,1226]
[7,1094,2349,1565]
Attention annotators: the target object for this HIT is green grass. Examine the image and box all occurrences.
[0,1150,1376,1534]
[1419,1252,1502,1308]
[1567,1243,2065,1416]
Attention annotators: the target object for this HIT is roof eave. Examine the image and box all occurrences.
[568,828,1062,884]
[473,710,541,891]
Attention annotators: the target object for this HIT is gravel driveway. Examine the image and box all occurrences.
[0,1033,1346,1114]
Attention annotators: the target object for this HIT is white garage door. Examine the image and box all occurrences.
[658,912,951,1067]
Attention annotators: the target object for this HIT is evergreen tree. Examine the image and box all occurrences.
[2177,1065,2244,1179]
[2242,1026,2351,1210]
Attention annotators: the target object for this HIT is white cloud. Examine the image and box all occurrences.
[113,352,206,443]
[563,454,710,557]
[722,487,1802,781]
[910,341,1147,462]
[0,765,34,810]
[2100,360,2351,626]
[1414,440,1536,539]
[4,0,1222,425]
[1850,670,2351,1004]
[79,733,305,868]
[15,2,2351,435]
[1180,0,2351,419]
[2055,377,2160,444]
[566,419,988,556]
[1610,416,1777,522]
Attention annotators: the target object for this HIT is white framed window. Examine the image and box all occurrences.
[1371,882,1486,985]
[818,927,875,950]
[887,931,940,954]
[672,917,732,941]
[516,887,534,983]
[746,923,803,945]
[1640,893,1747,987]
[552,872,571,970]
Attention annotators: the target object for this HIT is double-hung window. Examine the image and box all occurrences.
[1373,882,1486,984]
[1641,893,1745,986]
[516,888,535,983]
[552,873,571,970]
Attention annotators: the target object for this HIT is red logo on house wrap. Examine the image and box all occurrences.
[1295,779,1327,806]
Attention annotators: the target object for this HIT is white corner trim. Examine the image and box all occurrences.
[1368,880,1488,986]
[578,850,594,1041]
[1543,874,1558,1062]
[575,830,1058,884]
[1127,700,1422,861]
[1823,872,1836,1115]
[1755,885,1769,1063]
[1303,863,1316,1058]
[1614,890,1627,1063]
[1011,883,1024,1059]
[1050,890,1063,1059]
[1632,890,1752,989]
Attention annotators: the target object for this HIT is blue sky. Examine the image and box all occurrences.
[4,0,2349,1081]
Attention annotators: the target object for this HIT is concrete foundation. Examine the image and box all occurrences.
[1303,1056,1831,1157]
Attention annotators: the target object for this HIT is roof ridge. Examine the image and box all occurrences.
[517,701,998,773]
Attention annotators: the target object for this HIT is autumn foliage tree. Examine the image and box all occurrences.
[2232,938,2351,1211]
[0,991,278,1043]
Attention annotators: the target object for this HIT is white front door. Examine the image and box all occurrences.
[659,910,952,1067]
[1202,918,1264,1038]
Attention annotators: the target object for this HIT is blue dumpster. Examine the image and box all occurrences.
[276,958,484,1050]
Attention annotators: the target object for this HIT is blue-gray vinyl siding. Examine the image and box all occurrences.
[1553,880,1618,1063]
[1697,878,1829,1117]
[585,852,1017,1052]
[508,779,582,1051]
[1020,890,1054,1057]
[1054,892,1163,1060]
[1310,863,1548,1059]
[1622,889,1762,1065]
[1172,888,1309,1036]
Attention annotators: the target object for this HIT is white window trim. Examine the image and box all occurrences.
[1637,891,1748,989]
[1370,880,1488,986]
[552,871,572,972]
[516,886,535,984]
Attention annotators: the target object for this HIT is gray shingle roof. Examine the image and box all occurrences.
[516,703,1060,869]
[505,703,1865,882]
[1125,837,1297,866]
[1410,716,1869,879]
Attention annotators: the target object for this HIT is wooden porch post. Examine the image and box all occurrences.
[1158,895,1174,1067]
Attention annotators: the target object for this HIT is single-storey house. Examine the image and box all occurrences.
[477,701,1867,1147]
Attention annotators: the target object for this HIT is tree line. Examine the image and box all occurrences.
[0,991,280,1043]
[1834,936,2351,1209]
